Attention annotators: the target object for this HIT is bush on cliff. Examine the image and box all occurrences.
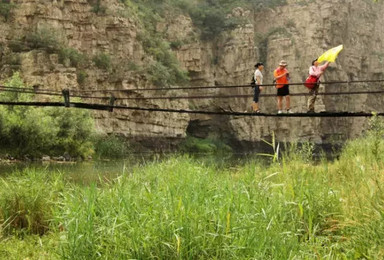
[0,1,15,21]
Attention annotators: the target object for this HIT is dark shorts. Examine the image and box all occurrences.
[277,84,290,96]
[253,85,260,103]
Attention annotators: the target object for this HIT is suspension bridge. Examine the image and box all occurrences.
[0,79,383,117]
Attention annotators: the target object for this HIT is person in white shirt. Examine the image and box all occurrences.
[251,62,264,113]
[307,59,329,113]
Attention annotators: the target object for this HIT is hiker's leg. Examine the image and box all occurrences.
[277,96,283,110]
[285,95,290,110]
[307,84,319,111]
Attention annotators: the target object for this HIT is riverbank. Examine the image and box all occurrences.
[0,130,383,259]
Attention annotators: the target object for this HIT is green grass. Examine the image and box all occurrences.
[0,131,384,259]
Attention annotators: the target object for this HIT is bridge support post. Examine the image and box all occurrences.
[109,95,116,112]
[62,89,70,107]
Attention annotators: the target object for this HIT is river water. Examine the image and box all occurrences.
[0,153,265,183]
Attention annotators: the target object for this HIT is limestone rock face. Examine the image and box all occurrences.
[1,0,190,145]
[172,0,384,146]
[0,0,383,148]
[231,0,384,145]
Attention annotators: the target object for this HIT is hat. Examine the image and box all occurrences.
[279,60,288,66]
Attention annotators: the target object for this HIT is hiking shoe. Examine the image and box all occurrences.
[278,110,283,114]
[307,110,315,114]
[286,109,293,114]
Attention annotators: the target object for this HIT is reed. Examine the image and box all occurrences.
[0,131,383,259]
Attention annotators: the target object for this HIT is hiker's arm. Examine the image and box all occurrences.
[256,76,263,90]
[319,62,330,71]
[256,76,262,85]
[274,71,287,80]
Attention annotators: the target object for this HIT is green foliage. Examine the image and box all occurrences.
[0,2,15,21]
[124,1,189,87]
[0,170,64,236]
[187,2,241,41]
[138,32,189,87]
[9,26,65,54]
[119,0,289,86]
[7,40,28,53]
[45,108,95,158]
[1,53,21,65]
[340,115,384,163]
[92,52,111,71]
[76,70,88,85]
[0,72,95,158]
[94,134,130,159]
[146,61,173,87]
[168,0,287,41]
[170,40,184,50]
[1,130,384,258]
[58,48,87,67]
[24,26,62,53]
[181,136,232,154]
[89,0,106,15]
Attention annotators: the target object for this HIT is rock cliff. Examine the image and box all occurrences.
[0,0,383,149]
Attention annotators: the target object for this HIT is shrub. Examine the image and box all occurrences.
[8,40,29,53]
[170,40,184,50]
[189,5,240,41]
[92,52,111,70]
[76,70,88,85]
[94,134,130,159]
[0,72,95,158]
[132,1,190,87]
[139,32,189,87]
[59,48,87,67]
[2,53,21,65]
[147,61,172,88]
[25,26,61,53]
[45,107,95,158]
[0,2,15,21]
[89,0,107,14]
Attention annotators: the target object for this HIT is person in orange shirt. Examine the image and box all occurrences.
[273,60,292,114]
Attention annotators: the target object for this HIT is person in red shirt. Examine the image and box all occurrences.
[307,59,330,113]
[273,60,292,114]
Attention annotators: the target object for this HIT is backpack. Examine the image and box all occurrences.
[251,75,256,87]
[304,75,319,89]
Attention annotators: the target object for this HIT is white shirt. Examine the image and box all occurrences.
[254,69,263,85]
[309,63,329,78]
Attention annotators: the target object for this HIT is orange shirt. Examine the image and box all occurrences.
[273,67,289,88]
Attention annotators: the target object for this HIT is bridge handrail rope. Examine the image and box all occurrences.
[69,79,384,93]
[0,85,62,96]
[1,79,383,96]
[0,79,383,117]
[0,100,383,117]
[0,85,62,94]
[2,84,383,101]
[68,90,384,101]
